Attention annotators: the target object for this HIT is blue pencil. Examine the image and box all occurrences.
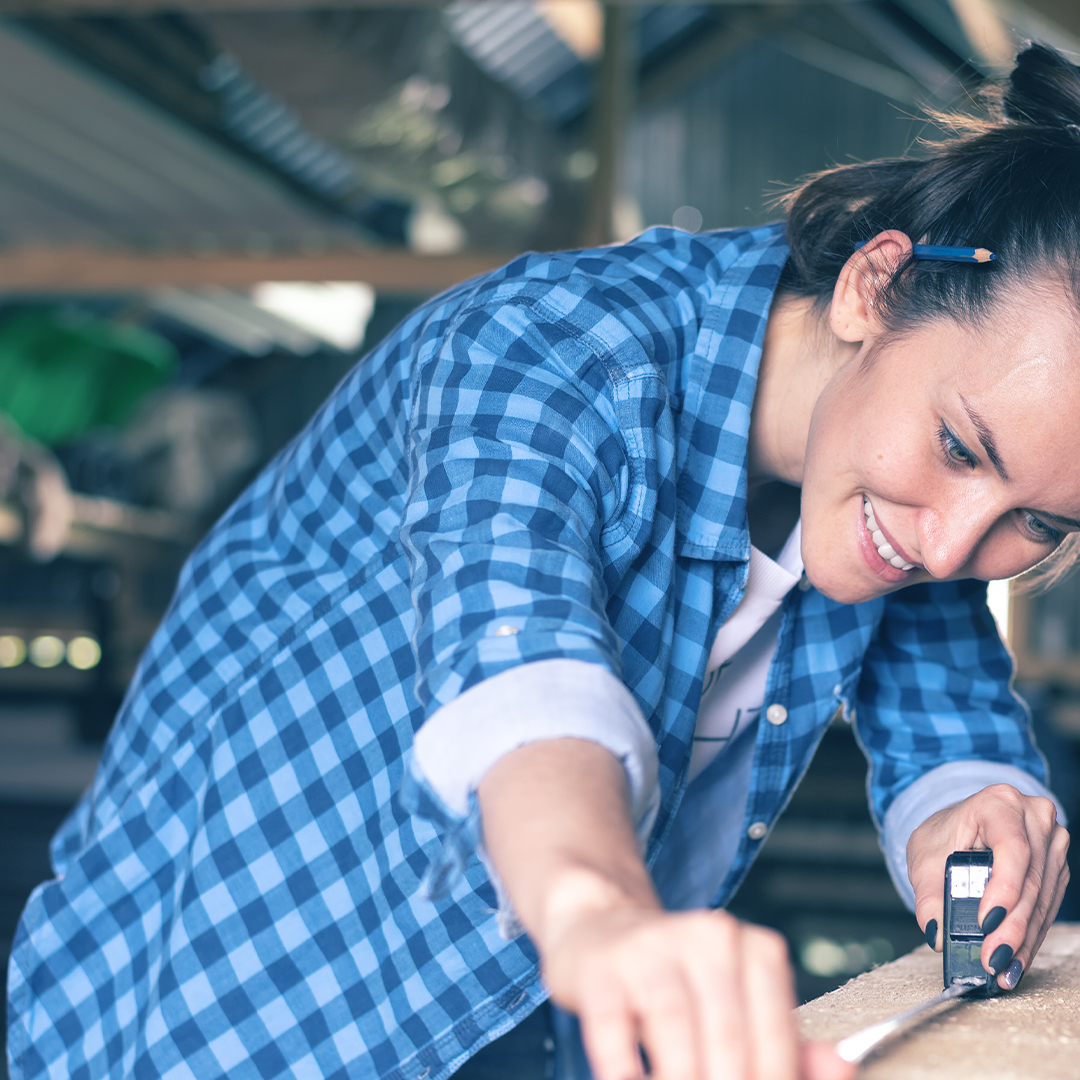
[855,242,996,263]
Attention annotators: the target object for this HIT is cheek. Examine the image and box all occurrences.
[804,391,930,507]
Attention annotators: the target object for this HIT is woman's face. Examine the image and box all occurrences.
[801,280,1080,605]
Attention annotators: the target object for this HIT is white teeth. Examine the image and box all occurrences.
[863,497,915,571]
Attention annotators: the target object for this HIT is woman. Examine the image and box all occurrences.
[8,43,1076,1080]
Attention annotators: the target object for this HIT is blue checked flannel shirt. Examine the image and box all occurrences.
[8,223,1052,1080]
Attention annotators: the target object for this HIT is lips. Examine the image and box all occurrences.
[863,496,916,571]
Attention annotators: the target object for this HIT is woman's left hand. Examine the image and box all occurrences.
[907,784,1070,989]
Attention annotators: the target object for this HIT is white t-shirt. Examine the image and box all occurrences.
[690,522,804,781]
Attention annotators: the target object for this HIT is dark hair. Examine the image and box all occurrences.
[778,43,1080,585]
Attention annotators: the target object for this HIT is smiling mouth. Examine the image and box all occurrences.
[863,497,915,571]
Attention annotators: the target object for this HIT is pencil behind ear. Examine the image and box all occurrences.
[829,231,913,343]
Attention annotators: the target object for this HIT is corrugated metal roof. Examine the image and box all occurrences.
[445,3,577,96]
[443,2,722,125]
[0,21,355,251]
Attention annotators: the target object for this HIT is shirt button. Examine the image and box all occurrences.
[492,625,519,636]
[765,703,787,725]
[747,821,769,841]
[798,573,812,591]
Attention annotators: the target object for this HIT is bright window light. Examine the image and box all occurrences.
[987,578,1010,641]
[251,282,376,352]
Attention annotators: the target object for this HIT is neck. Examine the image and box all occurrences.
[749,292,856,488]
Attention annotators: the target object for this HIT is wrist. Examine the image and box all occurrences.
[534,861,660,956]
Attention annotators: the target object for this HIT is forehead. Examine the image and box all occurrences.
[921,279,1080,390]
[928,283,1080,486]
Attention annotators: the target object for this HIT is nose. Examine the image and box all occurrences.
[916,499,998,579]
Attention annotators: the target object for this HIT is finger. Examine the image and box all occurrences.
[975,788,1038,923]
[578,978,645,1080]
[682,918,749,1080]
[907,800,989,953]
[999,843,1071,990]
[917,912,942,952]
[633,968,700,1080]
[798,1042,857,1080]
[910,843,947,954]
[740,926,798,1080]
[978,799,1060,973]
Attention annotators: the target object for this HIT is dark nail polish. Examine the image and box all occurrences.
[924,919,938,949]
[980,906,1007,935]
[989,943,1014,976]
[1001,958,1024,989]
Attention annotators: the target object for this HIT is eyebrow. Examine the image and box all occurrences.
[955,395,1080,528]
[959,395,1010,482]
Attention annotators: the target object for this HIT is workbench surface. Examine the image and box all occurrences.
[797,922,1080,1078]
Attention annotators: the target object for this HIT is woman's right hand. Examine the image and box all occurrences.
[541,902,852,1080]
[477,738,854,1080]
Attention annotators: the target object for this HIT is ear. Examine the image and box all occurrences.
[829,230,914,343]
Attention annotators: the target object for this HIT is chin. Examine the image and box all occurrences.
[807,573,874,605]
[802,556,884,606]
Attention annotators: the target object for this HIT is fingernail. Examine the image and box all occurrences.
[980,906,1007,935]
[989,943,1014,976]
[1001,958,1024,989]
[924,919,938,949]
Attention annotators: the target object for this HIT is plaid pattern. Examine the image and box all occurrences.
[8,224,1046,1080]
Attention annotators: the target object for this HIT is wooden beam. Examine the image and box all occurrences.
[584,4,635,246]
[0,246,519,294]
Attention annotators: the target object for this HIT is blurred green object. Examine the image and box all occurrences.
[0,309,177,445]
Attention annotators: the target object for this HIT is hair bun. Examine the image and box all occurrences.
[1004,43,1080,128]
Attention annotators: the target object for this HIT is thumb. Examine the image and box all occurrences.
[800,1041,857,1080]
[914,891,943,952]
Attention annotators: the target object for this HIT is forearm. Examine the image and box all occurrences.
[477,737,851,1080]
[477,737,660,958]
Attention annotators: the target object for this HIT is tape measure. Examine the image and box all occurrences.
[836,848,999,1062]
[943,849,1001,996]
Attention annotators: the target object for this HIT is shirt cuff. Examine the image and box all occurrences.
[881,760,1067,912]
[408,658,661,938]
[413,657,660,835]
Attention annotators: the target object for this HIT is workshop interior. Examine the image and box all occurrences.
[2,0,1080,1069]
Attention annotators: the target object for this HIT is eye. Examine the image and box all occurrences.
[937,422,977,470]
[1020,511,1063,545]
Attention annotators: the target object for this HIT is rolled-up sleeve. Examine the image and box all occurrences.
[398,297,666,906]
[412,657,659,829]
[402,300,633,710]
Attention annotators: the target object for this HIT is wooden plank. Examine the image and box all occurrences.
[799,923,1080,1079]
[0,246,518,294]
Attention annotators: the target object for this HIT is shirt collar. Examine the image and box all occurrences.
[675,224,790,562]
